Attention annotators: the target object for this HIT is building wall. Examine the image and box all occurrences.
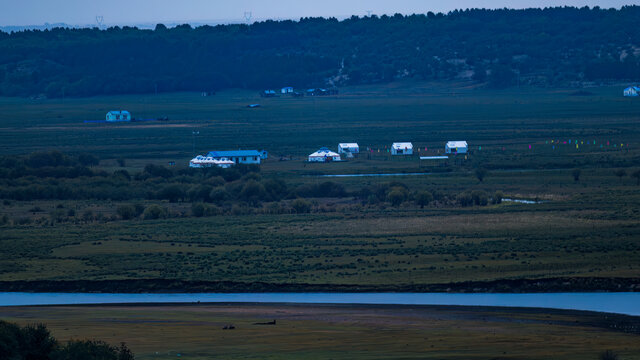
[446,146,468,154]
[391,147,413,155]
[338,146,359,154]
[229,156,261,164]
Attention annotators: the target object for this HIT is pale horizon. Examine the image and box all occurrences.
[1,0,639,27]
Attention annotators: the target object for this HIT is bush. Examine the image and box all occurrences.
[471,190,488,206]
[414,191,433,208]
[209,187,230,204]
[291,198,311,213]
[239,179,266,204]
[191,202,220,217]
[143,164,173,179]
[0,320,133,360]
[143,204,166,220]
[387,187,408,207]
[158,184,185,203]
[113,170,131,181]
[116,205,137,220]
[492,191,503,204]
[457,192,473,207]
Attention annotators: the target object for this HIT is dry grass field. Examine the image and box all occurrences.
[1,304,639,359]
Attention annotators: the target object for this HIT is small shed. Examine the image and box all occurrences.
[391,142,413,155]
[445,141,468,154]
[281,87,294,94]
[623,86,640,97]
[308,147,341,162]
[106,110,131,122]
[338,143,359,154]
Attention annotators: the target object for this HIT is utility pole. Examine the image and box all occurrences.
[192,131,199,156]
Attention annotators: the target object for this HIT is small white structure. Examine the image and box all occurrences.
[106,110,131,122]
[623,86,640,97]
[445,141,468,154]
[189,155,234,168]
[207,150,262,165]
[391,142,413,155]
[338,143,359,154]
[308,147,341,162]
[281,86,294,94]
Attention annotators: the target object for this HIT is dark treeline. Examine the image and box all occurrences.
[2,6,640,97]
[0,320,134,359]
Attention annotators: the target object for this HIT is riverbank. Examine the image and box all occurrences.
[1,303,638,360]
[1,277,638,294]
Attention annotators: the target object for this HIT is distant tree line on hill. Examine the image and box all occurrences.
[0,320,134,359]
[1,6,640,97]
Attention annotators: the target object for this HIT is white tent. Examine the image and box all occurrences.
[308,147,341,162]
[624,86,639,97]
[338,143,359,154]
[445,141,468,154]
[189,155,235,168]
[391,142,413,155]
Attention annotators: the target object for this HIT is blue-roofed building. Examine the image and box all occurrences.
[106,110,131,122]
[206,150,262,165]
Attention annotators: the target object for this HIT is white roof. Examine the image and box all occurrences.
[309,147,340,157]
[392,142,413,149]
[446,141,468,148]
[190,156,234,165]
[339,143,359,148]
[107,110,130,115]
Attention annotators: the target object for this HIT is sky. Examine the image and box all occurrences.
[0,0,639,26]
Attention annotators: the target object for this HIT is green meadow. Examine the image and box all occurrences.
[0,81,639,290]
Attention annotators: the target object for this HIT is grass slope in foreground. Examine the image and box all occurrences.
[1,304,639,360]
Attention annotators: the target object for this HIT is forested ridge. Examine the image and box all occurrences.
[2,6,640,97]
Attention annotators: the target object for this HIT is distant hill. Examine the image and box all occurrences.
[1,6,640,98]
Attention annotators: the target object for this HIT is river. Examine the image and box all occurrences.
[0,292,638,316]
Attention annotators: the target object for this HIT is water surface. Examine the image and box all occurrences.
[0,293,638,316]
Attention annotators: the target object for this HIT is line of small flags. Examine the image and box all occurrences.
[359,140,629,153]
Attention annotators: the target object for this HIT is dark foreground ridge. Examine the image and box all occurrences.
[1,277,638,293]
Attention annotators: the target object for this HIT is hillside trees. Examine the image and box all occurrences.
[2,7,640,97]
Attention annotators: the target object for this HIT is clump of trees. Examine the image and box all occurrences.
[0,320,134,359]
[0,151,516,225]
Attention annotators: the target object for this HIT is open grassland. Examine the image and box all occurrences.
[0,196,638,287]
[1,304,639,359]
[0,81,638,167]
[0,82,639,290]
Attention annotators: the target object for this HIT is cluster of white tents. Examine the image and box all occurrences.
[189,155,235,168]
[308,141,468,162]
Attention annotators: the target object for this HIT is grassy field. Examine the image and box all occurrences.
[1,304,639,359]
[0,81,639,290]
